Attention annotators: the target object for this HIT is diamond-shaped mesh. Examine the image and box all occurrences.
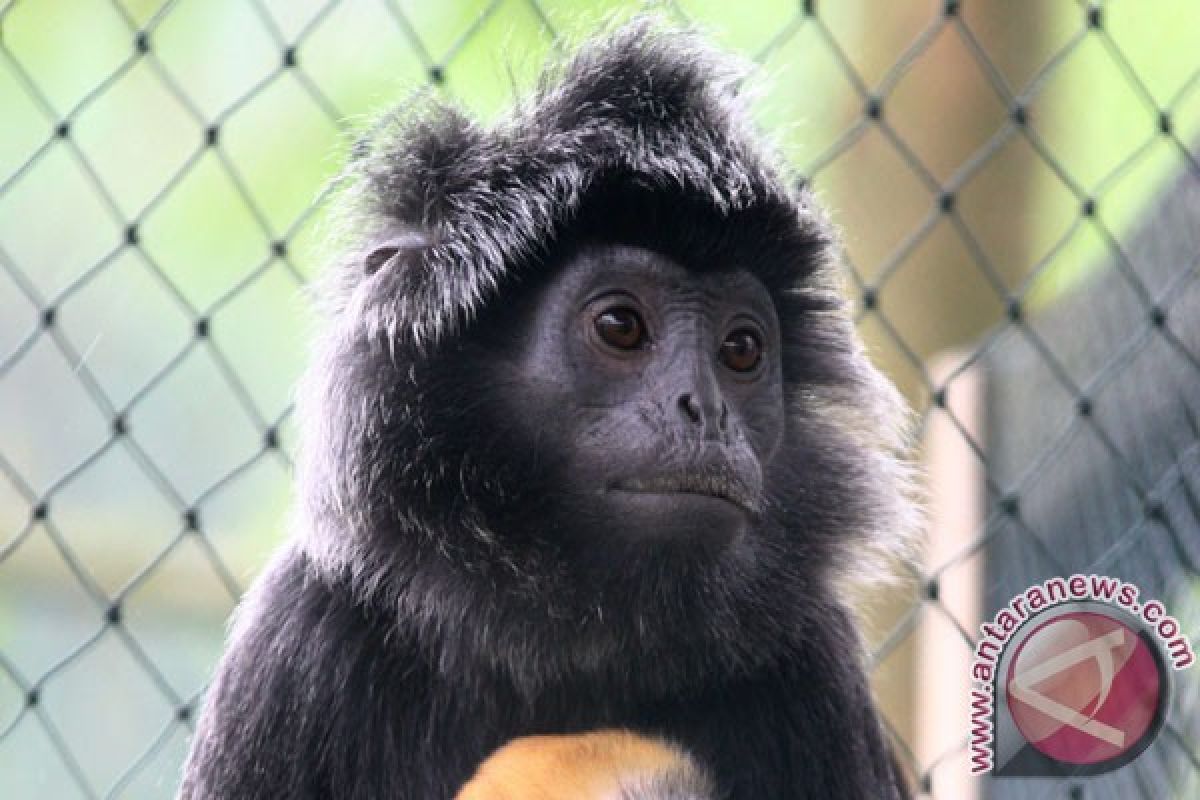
[0,1,1197,798]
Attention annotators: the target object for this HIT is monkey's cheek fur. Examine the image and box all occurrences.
[455,730,714,800]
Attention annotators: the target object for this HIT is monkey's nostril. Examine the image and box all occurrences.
[678,393,730,434]
[678,393,702,423]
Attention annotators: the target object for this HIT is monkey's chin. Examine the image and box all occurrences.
[603,489,749,550]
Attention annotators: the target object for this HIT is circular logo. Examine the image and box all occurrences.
[1005,611,1166,767]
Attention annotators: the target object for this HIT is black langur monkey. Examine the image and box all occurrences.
[179,18,920,800]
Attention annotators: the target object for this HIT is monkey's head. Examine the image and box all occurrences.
[297,20,918,693]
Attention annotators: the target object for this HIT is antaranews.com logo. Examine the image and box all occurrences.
[969,574,1195,777]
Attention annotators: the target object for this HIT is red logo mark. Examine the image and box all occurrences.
[1006,611,1162,765]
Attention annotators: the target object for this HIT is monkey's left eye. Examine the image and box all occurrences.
[594,307,646,350]
[719,329,763,373]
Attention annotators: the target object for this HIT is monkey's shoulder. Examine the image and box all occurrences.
[183,549,454,797]
[222,548,422,688]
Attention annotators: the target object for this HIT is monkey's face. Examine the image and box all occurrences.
[474,242,785,554]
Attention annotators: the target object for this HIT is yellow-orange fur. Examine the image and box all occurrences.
[455,730,700,800]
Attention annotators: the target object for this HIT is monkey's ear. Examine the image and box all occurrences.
[363,232,430,276]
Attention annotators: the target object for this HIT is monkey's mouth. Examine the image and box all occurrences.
[609,470,760,514]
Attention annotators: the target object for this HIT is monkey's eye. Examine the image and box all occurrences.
[719,329,763,373]
[594,307,646,350]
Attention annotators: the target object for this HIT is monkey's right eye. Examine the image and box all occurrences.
[594,307,646,350]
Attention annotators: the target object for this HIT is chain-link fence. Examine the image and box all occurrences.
[1,1,1197,798]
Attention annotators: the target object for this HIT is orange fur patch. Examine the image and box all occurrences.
[455,730,692,800]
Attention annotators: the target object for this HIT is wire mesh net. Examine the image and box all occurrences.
[0,1,1197,797]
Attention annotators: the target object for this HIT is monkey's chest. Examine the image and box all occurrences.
[409,675,829,800]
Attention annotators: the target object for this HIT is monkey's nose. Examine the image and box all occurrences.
[677,392,729,435]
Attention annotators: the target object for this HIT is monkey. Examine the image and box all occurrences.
[178,17,920,800]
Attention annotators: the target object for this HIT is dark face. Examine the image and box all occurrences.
[475,243,786,553]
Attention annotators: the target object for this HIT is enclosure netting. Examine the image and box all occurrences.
[0,1,1197,798]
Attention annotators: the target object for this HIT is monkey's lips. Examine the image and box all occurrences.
[608,470,760,515]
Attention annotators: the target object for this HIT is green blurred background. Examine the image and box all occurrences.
[1,0,1198,797]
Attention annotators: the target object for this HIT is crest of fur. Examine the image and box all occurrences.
[324,19,810,344]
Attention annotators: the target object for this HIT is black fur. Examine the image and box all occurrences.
[180,19,917,800]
